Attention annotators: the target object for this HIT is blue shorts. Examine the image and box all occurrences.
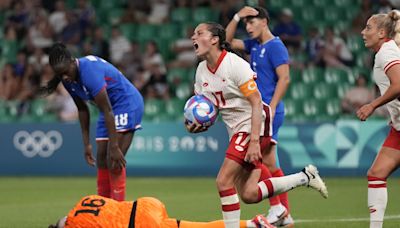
[272,111,284,167]
[96,105,144,140]
[272,111,284,144]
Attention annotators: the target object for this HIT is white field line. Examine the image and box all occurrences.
[294,215,400,223]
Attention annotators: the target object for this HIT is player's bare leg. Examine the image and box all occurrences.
[367,147,400,228]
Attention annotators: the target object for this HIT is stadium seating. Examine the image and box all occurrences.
[1,0,378,123]
[165,98,186,121]
[144,99,166,121]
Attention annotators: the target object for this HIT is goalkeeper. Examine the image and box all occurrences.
[48,195,274,228]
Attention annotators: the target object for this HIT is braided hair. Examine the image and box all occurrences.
[39,43,73,96]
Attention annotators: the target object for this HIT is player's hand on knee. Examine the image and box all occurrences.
[244,141,262,163]
[109,146,126,169]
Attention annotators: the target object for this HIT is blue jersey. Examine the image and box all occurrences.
[62,55,144,139]
[62,55,142,110]
[244,37,289,114]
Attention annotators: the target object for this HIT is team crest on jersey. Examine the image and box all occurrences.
[260,48,265,57]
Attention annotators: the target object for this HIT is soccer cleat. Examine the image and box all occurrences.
[275,214,294,227]
[266,204,288,224]
[302,164,328,199]
[252,214,277,228]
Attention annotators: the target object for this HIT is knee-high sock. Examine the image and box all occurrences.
[368,176,387,228]
[272,169,290,212]
[219,188,240,228]
[258,171,308,200]
[259,165,281,206]
[97,168,111,198]
[109,167,126,201]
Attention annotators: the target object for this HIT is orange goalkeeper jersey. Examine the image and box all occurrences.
[64,195,243,228]
[65,195,134,228]
[64,195,178,228]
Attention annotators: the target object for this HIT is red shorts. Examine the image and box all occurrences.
[382,127,400,150]
[226,132,271,171]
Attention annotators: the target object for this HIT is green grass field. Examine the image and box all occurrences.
[1,177,399,228]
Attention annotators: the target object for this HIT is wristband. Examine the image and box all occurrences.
[233,13,240,22]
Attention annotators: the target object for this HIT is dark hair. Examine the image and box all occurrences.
[38,76,61,96]
[245,6,270,24]
[203,22,235,53]
[49,42,73,68]
[38,43,72,96]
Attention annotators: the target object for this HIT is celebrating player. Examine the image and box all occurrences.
[356,10,400,228]
[187,21,327,228]
[40,43,144,201]
[225,6,292,226]
[48,194,275,228]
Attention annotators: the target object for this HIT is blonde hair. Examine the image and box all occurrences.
[372,10,400,45]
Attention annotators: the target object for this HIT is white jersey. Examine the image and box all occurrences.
[194,50,266,138]
[373,40,400,130]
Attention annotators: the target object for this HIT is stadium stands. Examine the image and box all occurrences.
[0,0,381,122]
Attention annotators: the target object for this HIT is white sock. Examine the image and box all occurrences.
[223,210,241,228]
[219,188,241,228]
[368,176,387,228]
[268,172,308,195]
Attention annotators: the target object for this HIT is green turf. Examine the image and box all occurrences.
[0,177,399,227]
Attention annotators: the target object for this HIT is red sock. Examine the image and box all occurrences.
[97,168,111,198]
[259,165,280,206]
[109,167,126,201]
[257,178,274,202]
[273,169,290,212]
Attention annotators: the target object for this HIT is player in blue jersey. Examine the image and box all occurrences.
[40,43,144,202]
[226,6,293,227]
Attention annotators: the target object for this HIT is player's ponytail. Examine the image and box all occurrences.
[38,76,61,96]
[221,40,234,53]
[388,10,400,46]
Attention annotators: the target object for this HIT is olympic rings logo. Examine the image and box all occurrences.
[13,130,63,158]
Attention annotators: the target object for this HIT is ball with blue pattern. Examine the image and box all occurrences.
[184,95,218,127]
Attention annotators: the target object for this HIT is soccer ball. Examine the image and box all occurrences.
[184,95,218,127]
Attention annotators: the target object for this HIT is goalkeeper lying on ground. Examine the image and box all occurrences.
[48,195,275,228]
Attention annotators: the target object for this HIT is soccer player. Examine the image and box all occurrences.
[48,194,274,228]
[40,43,144,201]
[356,10,400,228]
[225,6,292,226]
[187,21,327,228]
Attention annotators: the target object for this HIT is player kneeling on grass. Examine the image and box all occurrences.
[48,194,276,228]
[185,21,328,228]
